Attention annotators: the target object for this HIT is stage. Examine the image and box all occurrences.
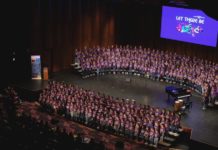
[12,70,218,149]
[11,80,48,101]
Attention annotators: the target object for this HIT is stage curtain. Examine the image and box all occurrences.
[29,0,217,72]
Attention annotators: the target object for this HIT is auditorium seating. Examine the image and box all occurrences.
[0,85,194,149]
[38,80,183,148]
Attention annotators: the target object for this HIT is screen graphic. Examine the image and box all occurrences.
[161,6,218,47]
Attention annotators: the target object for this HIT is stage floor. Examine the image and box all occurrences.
[13,70,218,148]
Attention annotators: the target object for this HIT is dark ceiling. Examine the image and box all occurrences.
[107,0,217,20]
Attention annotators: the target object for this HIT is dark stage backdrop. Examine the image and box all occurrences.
[30,0,116,73]
[29,0,218,73]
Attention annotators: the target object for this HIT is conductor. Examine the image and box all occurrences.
[202,82,210,110]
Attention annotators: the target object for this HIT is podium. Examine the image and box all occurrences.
[43,67,49,80]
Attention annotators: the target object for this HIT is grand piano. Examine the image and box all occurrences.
[165,86,192,113]
[165,86,192,100]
